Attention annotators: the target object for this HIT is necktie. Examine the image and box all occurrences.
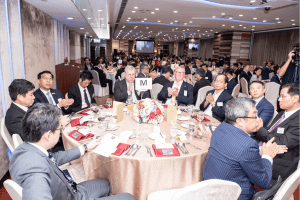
[268,114,285,132]
[48,154,77,193]
[46,92,54,105]
[84,89,90,108]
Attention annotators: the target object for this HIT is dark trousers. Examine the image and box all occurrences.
[101,79,113,94]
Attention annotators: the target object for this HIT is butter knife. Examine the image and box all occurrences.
[132,146,141,157]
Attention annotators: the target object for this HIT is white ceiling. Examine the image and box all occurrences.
[114,0,299,41]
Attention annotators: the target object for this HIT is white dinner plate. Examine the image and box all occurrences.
[177,116,189,121]
[106,124,119,131]
[148,133,166,140]
[123,108,128,112]
[181,123,189,128]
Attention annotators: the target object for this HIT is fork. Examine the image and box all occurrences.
[145,144,153,157]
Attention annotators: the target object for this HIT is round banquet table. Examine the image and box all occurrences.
[105,71,117,92]
[62,107,220,200]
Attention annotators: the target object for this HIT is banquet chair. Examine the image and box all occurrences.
[147,179,241,200]
[237,75,240,84]
[90,70,109,97]
[12,134,23,149]
[1,117,15,153]
[269,72,274,80]
[195,86,214,108]
[240,78,250,97]
[231,84,240,98]
[150,84,163,100]
[121,72,126,80]
[273,167,300,200]
[3,179,22,200]
[65,92,68,99]
[265,82,280,110]
[267,110,278,127]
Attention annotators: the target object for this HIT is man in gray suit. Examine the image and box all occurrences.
[9,103,135,200]
[136,64,151,99]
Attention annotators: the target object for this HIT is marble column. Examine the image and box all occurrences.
[69,30,81,63]
[80,35,86,63]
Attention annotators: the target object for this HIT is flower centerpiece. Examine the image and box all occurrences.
[133,99,165,124]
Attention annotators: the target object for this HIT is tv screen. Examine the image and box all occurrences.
[136,40,154,53]
[189,44,198,50]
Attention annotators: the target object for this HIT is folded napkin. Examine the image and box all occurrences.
[152,144,180,157]
[70,118,88,127]
[77,109,91,115]
[112,143,131,156]
[195,116,210,122]
[68,130,94,141]
[163,105,168,108]
[103,104,113,108]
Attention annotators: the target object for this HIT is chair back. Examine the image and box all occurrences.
[237,74,240,84]
[273,168,300,200]
[231,84,240,98]
[240,78,249,97]
[90,70,100,85]
[121,72,125,80]
[269,72,274,80]
[1,118,14,153]
[12,134,23,149]
[267,110,278,127]
[265,82,280,110]
[233,73,236,79]
[4,179,22,200]
[172,179,241,200]
[151,84,163,100]
[195,86,214,108]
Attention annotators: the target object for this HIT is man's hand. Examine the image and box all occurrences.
[206,93,214,105]
[58,98,74,107]
[261,137,280,159]
[288,50,295,61]
[86,139,101,151]
[60,116,71,127]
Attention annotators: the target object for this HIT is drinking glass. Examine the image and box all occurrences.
[188,122,196,140]
[91,103,98,118]
[142,125,149,142]
[106,98,112,112]
[127,96,133,109]
[170,123,178,142]
[197,112,204,122]
[187,105,193,119]
[133,126,141,141]
[100,120,109,131]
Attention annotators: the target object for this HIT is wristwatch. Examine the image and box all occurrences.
[212,104,215,108]
[83,144,88,153]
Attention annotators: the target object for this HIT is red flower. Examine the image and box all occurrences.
[149,112,155,119]
[138,101,144,107]
[139,114,141,118]
[156,107,161,115]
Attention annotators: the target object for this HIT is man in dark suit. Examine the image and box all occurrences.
[93,63,113,95]
[33,71,74,114]
[136,64,151,99]
[114,66,141,103]
[254,83,300,183]
[9,103,135,200]
[67,71,96,113]
[115,60,127,80]
[235,62,244,82]
[224,68,237,94]
[153,66,171,86]
[249,81,274,127]
[203,97,286,200]
[270,64,281,84]
[158,66,193,105]
[262,61,274,80]
[5,79,35,136]
[193,68,211,105]
[240,65,251,83]
[84,57,94,71]
[200,74,232,122]
[201,64,212,83]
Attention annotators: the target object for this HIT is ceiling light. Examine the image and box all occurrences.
[212,16,216,18]
[263,20,266,22]
[239,15,243,17]
[128,17,131,19]
[144,18,147,20]
[176,28,178,29]
[239,24,242,26]
[215,32,218,33]
[187,29,189,30]
[151,12,155,14]
[98,10,102,11]
[183,30,185,31]
[175,20,178,22]
[126,20,129,21]
[134,7,138,9]
[253,18,257,20]
[229,17,233,19]
[146,27,149,29]
[231,26,234,28]
[87,17,91,19]
[252,25,255,27]
[132,11,136,13]
[141,21,144,22]
[222,24,225,26]
[205,31,208,32]
[291,19,295,21]
[252,29,254,30]
[292,23,296,25]
[67,18,73,20]
[275,18,279,20]
[82,9,87,11]
[174,11,178,13]
[80,28,84,29]
[197,30,199,31]
[277,21,281,23]
[221,13,225,15]
[158,20,161,22]
[170,22,173,24]
[243,27,246,28]
[190,21,193,23]
[155,8,159,10]
[184,23,187,25]
[210,30,213,31]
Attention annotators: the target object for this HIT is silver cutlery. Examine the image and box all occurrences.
[160,132,164,138]
[126,144,138,156]
[125,145,133,155]
[182,143,189,154]
[194,135,211,142]
[145,145,153,157]
[132,146,141,157]
[178,143,188,154]
[175,142,186,154]
[184,142,201,150]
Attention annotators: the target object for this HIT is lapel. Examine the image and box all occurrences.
[256,97,265,110]
[50,89,59,104]
[37,89,49,103]
[11,103,26,114]
[270,110,299,133]
[179,81,187,95]
[215,90,225,103]
[75,84,83,107]
[22,143,76,197]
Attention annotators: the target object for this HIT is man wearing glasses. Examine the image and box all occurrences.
[203,97,287,200]
[136,64,151,99]
[114,65,141,103]
[157,66,193,105]
[254,83,300,184]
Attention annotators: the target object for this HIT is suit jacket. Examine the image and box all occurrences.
[193,78,211,105]
[157,81,193,105]
[9,142,86,200]
[255,110,300,182]
[136,72,151,99]
[185,66,191,75]
[92,68,107,87]
[240,71,251,83]
[270,74,281,84]
[205,70,212,83]
[256,97,274,127]
[203,122,272,200]
[114,79,141,103]
[5,103,26,136]
[262,66,274,80]
[84,63,94,71]
[235,68,243,82]
[200,90,233,122]
[153,75,170,86]
[67,84,96,113]
[115,67,125,80]
[226,78,237,94]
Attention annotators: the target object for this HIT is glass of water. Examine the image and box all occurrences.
[188,122,196,140]
[170,122,178,142]
[187,105,193,119]
[197,112,204,122]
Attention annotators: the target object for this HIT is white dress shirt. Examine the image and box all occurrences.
[126,80,139,103]
[279,108,300,124]
[78,83,91,109]
[204,90,223,117]
[13,102,28,112]
[29,143,84,157]
[253,96,264,106]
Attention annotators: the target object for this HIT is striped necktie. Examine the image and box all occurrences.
[268,114,285,132]
[46,92,54,105]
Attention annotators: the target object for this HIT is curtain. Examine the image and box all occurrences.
[178,42,184,56]
[169,42,174,55]
[199,38,214,60]
[251,29,299,66]
[128,40,133,53]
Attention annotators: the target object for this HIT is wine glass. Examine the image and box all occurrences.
[170,122,178,143]
[142,124,149,142]
[197,112,204,122]
[187,105,193,119]
[106,98,112,112]
[90,103,98,118]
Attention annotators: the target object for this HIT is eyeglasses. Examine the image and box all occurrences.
[241,116,258,119]
[175,71,185,75]
[56,126,65,132]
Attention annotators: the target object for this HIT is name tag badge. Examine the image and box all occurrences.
[205,77,208,79]
[184,90,187,96]
[217,102,223,107]
[277,127,284,134]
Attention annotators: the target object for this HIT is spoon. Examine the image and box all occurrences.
[132,145,141,157]
[179,143,189,154]
[127,144,138,156]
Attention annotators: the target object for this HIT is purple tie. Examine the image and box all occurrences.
[268,114,285,132]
